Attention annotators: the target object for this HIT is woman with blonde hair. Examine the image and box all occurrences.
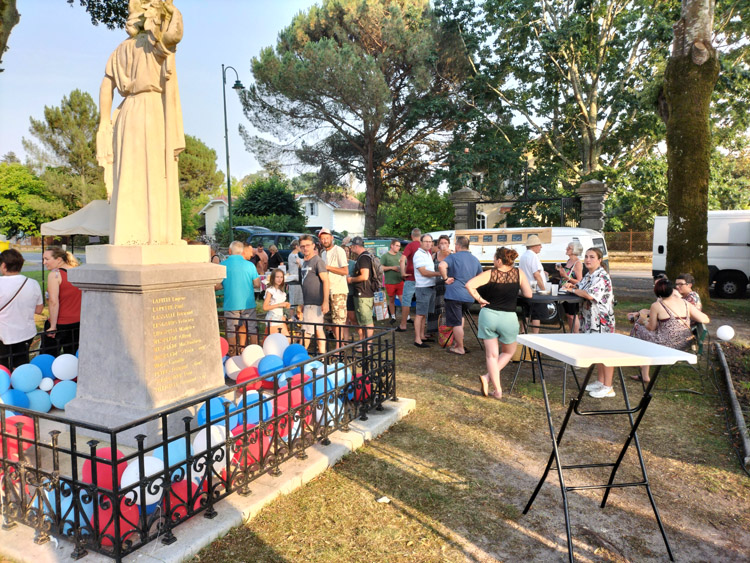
[43,247,82,355]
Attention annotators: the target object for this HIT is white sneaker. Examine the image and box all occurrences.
[585,380,604,392]
[589,385,616,399]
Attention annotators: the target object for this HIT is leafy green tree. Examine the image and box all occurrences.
[436,0,680,186]
[22,89,106,209]
[233,175,303,221]
[242,0,468,236]
[378,189,454,237]
[0,163,66,237]
[178,135,225,199]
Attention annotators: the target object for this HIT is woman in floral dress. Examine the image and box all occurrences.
[563,247,617,398]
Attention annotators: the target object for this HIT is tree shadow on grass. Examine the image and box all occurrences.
[332,416,750,562]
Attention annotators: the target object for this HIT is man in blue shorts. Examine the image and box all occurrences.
[439,236,483,355]
[220,241,260,353]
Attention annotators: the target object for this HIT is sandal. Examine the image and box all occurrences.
[630,374,650,383]
[478,374,489,397]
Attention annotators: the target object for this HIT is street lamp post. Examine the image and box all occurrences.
[222,64,244,237]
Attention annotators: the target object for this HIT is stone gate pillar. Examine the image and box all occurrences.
[449,187,482,230]
[577,180,610,231]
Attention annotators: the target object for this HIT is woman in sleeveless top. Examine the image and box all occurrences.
[555,240,584,333]
[466,247,533,400]
[630,277,709,382]
[43,247,82,356]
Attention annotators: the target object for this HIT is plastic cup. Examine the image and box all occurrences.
[551,284,559,296]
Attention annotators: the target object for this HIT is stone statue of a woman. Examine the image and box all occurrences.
[96,0,185,245]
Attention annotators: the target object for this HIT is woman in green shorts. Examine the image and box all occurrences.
[466,247,533,399]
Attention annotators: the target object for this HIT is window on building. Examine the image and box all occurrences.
[307,202,318,216]
[476,212,487,229]
[218,206,225,218]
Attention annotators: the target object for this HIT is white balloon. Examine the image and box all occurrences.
[191,425,228,480]
[39,378,54,392]
[51,354,78,381]
[241,344,265,368]
[716,325,735,341]
[120,456,165,505]
[263,333,290,358]
[224,356,245,380]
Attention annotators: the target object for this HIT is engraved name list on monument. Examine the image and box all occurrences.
[148,290,207,394]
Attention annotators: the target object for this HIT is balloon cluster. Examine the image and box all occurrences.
[0,353,78,415]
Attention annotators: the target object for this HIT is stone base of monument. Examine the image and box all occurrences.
[66,254,226,447]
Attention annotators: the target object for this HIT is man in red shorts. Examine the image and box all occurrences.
[380,239,403,324]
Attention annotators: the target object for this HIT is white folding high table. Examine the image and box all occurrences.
[517,333,696,562]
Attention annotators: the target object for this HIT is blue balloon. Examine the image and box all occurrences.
[257,355,284,376]
[286,352,312,374]
[153,439,188,480]
[196,397,238,428]
[10,364,43,393]
[50,381,77,409]
[0,371,9,395]
[282,343,309,366]
[45,482,94,534]
[26,389,52,413]
[233,390,273,426]
[1,388,30,409]
[31,354,56,379]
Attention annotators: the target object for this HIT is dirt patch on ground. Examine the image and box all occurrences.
[724,342,750,412]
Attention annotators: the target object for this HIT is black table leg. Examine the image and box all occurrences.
[600,366,675,561]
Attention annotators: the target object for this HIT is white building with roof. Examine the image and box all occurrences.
[296,194,365,235]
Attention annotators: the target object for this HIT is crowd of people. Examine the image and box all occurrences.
[1,232,710,402]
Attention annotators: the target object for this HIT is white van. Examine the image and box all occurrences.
[429,227,609,274]
[652,210,750,298]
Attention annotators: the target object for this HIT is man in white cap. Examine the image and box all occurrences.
[519,234,546,333]
[319,228,349,346]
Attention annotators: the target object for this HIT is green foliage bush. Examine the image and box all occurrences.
[234,176,303,220]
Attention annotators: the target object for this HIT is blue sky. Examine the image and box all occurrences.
[0,0,318,180]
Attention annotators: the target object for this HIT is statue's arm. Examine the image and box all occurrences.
[160,1,183,49]
[97,75,116,198]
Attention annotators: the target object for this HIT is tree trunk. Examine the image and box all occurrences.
[663,0,719,304]
[363,140,383,237]
[0,0,20,71]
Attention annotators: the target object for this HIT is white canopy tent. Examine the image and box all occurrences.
[39,199,110,297]
[40,200,110,237]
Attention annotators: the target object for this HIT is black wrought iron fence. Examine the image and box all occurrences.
[0,318,396,561]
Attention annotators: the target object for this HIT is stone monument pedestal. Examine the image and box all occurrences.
[66,245,226,446]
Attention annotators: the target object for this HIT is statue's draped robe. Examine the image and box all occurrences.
[105,32,184,245]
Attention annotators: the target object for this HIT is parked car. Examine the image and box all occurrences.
[233,225,270,237]
[244,232,319,262]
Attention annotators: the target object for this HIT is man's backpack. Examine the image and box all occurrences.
[357,250,384,292]
[369,252,384,292]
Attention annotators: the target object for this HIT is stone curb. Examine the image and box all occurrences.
[0,398,416,563]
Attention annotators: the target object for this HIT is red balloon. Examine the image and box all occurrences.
[352,375,373,402]
[274,377,313,437]
[165,479,202,520]
[82,448,127,491]
[97,497,139,547]
[2,416,35,459]
[219,337,229,358]
[230,424,272,468]
[236,367,262,390]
